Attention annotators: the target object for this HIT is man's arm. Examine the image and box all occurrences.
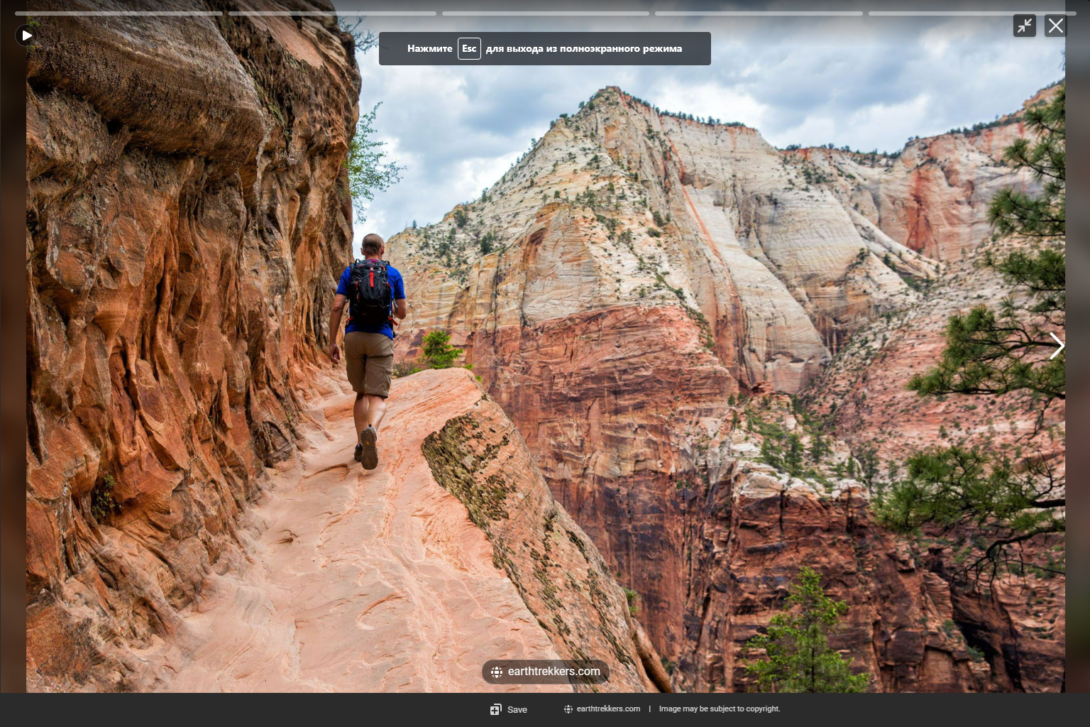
[329,293,348,363]
[392,271,408,320]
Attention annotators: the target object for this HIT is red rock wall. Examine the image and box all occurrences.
[466,303,738,659]
[676,463,1063,693]
[25,1,359,691]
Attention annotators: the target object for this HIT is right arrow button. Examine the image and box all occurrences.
[1050,332,1065,360]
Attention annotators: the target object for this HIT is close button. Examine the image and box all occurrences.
[1045,15,1067,37]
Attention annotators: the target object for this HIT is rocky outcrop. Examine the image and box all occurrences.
[25,2,359,691]
[421,370,666,693]
[385,86,1063,692]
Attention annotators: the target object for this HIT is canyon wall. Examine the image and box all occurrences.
[25,1,360,690]
[386,85,1063,691]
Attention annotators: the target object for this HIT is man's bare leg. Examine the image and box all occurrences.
[364,395,387,429]
[353,392,369,437]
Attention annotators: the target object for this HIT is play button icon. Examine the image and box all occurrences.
[17,25,36,47]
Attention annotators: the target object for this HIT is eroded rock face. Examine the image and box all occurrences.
[386,86,1062,692]
[25,1,359,691]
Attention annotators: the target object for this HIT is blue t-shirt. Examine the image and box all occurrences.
[336,261,405,339]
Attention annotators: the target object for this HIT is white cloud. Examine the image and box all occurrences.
[773,93,933,152]
[340,5,1063,241]
[648,81,770,128]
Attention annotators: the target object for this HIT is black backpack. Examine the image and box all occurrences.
[347,259,393,326]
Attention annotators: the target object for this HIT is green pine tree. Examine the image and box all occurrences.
[745,567,868,693]
[422,330,460,369]
[759,437,783,471]
[784,434,805,477]
[877,446,1063,575]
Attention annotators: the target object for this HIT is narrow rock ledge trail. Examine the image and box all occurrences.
[149,369,569,693]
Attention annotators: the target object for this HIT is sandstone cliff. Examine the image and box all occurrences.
[385,86,1063,692]
[26,1,360,690]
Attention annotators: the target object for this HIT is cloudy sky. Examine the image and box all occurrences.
[336,5,1065,242]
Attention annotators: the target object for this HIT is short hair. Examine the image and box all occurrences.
[361,233,384,257]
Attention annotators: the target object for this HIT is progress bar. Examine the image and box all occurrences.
[656,11,863,16]
[869,10,1076,15]
[228,10,437,16]
[12,9,437,17]
[442,11,650,16]
[15,10,219,15]
[12,8,1079,19]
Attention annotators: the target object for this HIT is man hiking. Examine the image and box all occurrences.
[328,233,407,470]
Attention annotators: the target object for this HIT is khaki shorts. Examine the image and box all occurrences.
[344,332,394,397]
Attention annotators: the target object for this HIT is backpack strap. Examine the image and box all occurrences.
[346,260,362,324]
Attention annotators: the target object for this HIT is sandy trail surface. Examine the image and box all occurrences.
[152,370,566,692]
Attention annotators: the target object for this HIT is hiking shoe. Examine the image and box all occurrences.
[359,426,378,470]
[354,443,363,462]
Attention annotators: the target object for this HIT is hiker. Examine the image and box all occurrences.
[328,233,407,470]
